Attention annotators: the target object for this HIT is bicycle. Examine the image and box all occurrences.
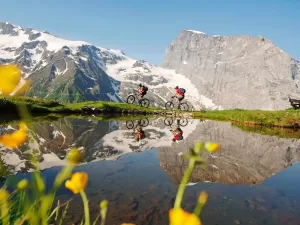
[126,90,150,108]
[125,118,149,130]
[165,96,189,111]
[164,117,189,127]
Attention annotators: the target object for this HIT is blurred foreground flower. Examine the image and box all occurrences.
[0,122,28,149]
[67,148,82,165]
[169,208,201,225]
[65,172,88,194]
[199,192,208,205]
[0,65,21,95]
[17,179,29,191]
[205,142,220,153]
[0,189,9,202]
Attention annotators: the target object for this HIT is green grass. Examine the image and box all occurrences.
[2,96,300,128]
[0,96,166,115]
[193,109,300,128]
[233,124,300,139]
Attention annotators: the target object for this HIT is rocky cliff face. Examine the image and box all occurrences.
[162,30,300,110]
[158,120,300,186]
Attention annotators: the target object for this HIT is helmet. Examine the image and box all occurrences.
[139,83,142,87]
[175,86,178,89]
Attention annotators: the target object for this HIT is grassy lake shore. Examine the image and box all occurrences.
[1,97,300,128]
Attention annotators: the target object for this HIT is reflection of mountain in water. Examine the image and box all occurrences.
[158,121,300,186]
[0,117,198,173]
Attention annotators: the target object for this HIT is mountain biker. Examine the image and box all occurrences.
[137,83,148,102]
[174,86,185,108]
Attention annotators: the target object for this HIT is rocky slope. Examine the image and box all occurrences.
[0,22,221,110]
[162,30,300,110]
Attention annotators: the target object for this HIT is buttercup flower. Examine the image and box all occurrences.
[199,192,208,205]
[0,65,21,95]
[65,172,88,194]
[0,122,28,149]
[0,189,10,202]
[17,179,29,190]
[204,142,220,153]
[67,149,82,165]
[169,208,201,225]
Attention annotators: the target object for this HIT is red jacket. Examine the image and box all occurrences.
[176,88,184,96]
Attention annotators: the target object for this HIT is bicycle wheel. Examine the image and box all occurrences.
[165,101,174,110]
[141,98,150,108]
[179,118,188,127]
[164,117,174,126]
[126,95,136,104]
[140,118,149,127]
[126,121,135,129]
[179,102,189,111]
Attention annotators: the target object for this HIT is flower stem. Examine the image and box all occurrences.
[80,190,90,225]
[174,158,196,209]
[193,203,204,217]
[0,200,9,225]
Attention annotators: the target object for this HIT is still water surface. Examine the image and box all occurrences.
[1,117,300,225]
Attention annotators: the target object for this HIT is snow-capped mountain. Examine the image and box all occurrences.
[0,22,220,110]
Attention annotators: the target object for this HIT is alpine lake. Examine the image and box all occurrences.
[1,115,300,225]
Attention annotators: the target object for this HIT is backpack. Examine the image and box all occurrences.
[180,88,186,94]
[143,86,148,93]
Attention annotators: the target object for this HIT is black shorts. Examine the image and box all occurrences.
[177,95,184,101]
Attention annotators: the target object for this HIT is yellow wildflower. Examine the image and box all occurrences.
[67,149,82,165]
[65,172,88,194]
[0,189,10,202]
[0,65,21,95]
[204,142,220,153]
[199,192,208,205]
[17,179,29,190]
[169,208,201,225]
[0,122,28,149]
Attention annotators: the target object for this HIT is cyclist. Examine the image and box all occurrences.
[137,83,148,103]
[174,86,185,109]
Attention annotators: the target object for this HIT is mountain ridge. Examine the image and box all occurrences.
[0,22,220,110]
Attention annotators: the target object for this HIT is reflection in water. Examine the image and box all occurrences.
[125,118,149,142]
[1,117,300,224]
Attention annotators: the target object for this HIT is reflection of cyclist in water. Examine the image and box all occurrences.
[170,119,184,142]
[135,125,145,142]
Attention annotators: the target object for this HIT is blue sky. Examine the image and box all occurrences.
[1,0,299,65]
